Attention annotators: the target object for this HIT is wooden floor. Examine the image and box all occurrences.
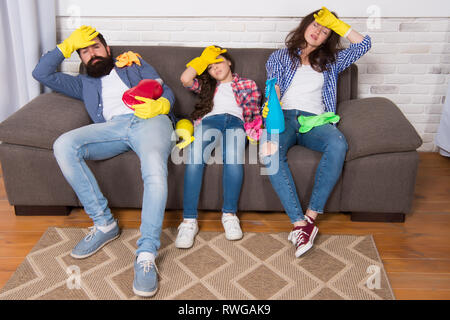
[0,152,449,300]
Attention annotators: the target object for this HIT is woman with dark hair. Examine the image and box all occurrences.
[176,45,262,248]
[260,7,372,257]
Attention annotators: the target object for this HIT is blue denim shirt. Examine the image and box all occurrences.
[32,47,176,126]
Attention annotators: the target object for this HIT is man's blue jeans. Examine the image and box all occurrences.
[53,113,174,256]
[183,114,246,218]
[260,109,348,224]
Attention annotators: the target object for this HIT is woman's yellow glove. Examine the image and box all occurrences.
[186,45,227,75]
[175,119,195,149]
[314,7,351,37]
[57,25,99,58]
[262,101,269,118]
[132,96,170,119]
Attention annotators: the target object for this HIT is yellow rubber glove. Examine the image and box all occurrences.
[247,136,257,145]
[262,100,282,118]
[175,119,195,149]
[262,101,269,118]
[186,45,227,75]
[314,7,351,37]
[57,25,99,58]
[132,96,170,119]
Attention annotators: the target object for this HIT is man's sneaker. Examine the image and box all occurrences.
[222,214,243,241]
[133,257,159,297]
[70,221,120,259]
[175,220,199,249]
[287,216,318,258]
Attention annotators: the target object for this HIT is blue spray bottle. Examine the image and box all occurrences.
[265,78,285,134]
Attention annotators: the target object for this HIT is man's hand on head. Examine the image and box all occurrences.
[57,25,99,59]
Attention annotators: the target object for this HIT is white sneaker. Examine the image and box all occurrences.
[175,220,199,249]
[221,214,243,240]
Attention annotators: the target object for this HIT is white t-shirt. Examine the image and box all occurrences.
[101,69,134,121]
[203,82,243,121]
[281,65,325,115]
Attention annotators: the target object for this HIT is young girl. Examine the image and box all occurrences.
[176,45,262,248]
[260,7,372,257]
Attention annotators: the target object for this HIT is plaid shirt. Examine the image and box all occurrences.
[266,35,372,113]
[188,73,262,124]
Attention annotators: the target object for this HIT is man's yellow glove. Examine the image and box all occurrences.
[132,96,170,119]
[186,45,227,75]
[314,7,351,38]
[57,25,99,58]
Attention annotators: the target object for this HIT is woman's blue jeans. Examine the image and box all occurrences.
[183,114,246,219]
[53,114,174,256]
[260,109,348,224]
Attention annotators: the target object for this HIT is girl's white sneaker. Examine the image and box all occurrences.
[221,214,243,240]
[175,220,199,249]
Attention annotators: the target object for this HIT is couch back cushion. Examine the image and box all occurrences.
[0,46,357,150]
[107,46,357,119]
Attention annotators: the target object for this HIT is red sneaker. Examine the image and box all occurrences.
[288,216,318,257]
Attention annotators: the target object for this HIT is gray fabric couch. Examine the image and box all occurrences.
[0,46,423,221]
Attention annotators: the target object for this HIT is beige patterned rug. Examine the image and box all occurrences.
[0,227,394,300]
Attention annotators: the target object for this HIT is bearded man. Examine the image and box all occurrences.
[32,25,175,297]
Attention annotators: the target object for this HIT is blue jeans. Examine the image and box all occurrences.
[183,114,246,218]
[260,109,348,224]
[53,114,174,256]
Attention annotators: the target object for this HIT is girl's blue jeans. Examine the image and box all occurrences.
[183,114,246,219]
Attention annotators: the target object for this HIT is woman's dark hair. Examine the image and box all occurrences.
[285,10,342,72]
[190,46,235,121]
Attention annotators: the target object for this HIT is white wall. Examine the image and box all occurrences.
[56,0,449,17]
[55,1,450,152]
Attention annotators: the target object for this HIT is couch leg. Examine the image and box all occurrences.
[14,206,72,216]
[350,212,405,223]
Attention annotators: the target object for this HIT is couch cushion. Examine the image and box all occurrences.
[0,46,358,150]
[107,46,357,119]
[107,46,275,119]
[337,97,423,161]
[0,93,91,150]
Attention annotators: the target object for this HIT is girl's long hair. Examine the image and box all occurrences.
[190,47,235,121]
[285,10,342,72]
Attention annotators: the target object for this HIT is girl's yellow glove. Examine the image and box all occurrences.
[132,96,170,119]
[175,119,195,149]
[314,7,351,37]
[186,45,227,75]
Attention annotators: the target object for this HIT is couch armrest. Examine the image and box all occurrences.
[0,93,91,150]
[337,97,423,161]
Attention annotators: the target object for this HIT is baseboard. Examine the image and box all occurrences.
[14,206,72,216]
[350,212,405,223]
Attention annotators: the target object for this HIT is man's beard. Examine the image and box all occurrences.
[85,55,115,78]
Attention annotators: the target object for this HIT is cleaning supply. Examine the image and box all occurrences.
[244,117,263,144]
[57,25,99,58]
[314,6,351,38]
[298,112,340,133]
[186,45,227,75]
[264,78,285,134]
[175,119,195,149]
[122,79,163,109]
[116,51,142,68]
